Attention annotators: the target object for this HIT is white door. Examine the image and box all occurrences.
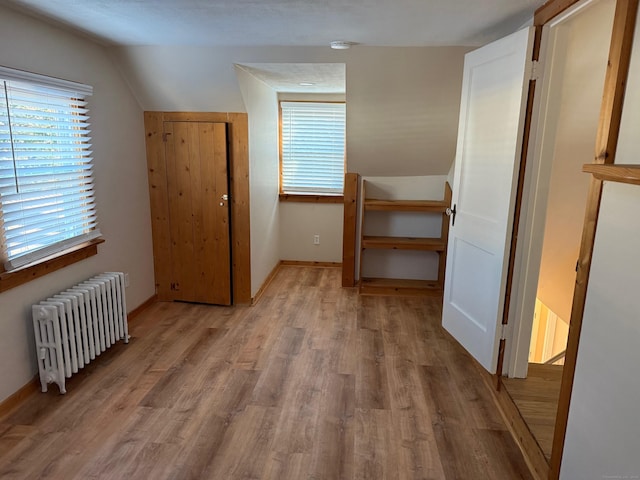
[443,27,535,373]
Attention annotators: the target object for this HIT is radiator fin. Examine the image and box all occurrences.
[32,272,129,394]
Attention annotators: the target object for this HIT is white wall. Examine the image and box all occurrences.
[236,67,281,296]
[279,203,343,263]
[346,48,466,176]
[110,45,470,177]
[561,5,640,477]
[536,0,614,323]
[561,184,640,479]
[0,6,155,402]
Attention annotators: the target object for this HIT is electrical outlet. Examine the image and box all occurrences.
[124,273,130,287]
[313,235,320,245]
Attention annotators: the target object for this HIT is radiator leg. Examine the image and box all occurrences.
[57,381,67,395]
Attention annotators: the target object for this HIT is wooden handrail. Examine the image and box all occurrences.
[545,350,567,365]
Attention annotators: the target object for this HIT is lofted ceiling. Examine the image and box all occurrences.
[236,63,346,93]
[1,0,545,47]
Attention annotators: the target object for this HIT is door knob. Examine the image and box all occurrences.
[221,194,229,201]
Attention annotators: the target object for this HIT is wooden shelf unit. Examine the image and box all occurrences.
[361,236,446,251]
[359,181,452,296]
[364,199,450,212]
[583,163,640,186]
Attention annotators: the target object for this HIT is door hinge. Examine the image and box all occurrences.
[530,60,540,81]
[500,323,509,340]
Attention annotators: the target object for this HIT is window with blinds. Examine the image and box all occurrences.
[0,67,99,270]
[280,101,345,195]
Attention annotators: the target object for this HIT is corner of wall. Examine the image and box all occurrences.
[236,67,281,297]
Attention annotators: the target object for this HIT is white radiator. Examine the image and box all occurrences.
[32,272,129,394]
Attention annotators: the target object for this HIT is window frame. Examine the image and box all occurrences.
[278,100,346,203]
[0,66,103,291]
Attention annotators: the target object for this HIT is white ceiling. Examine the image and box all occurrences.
[236,63,346,93]
[1,0,544,47]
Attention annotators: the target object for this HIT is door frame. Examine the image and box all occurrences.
[498,0,638,477]
[144,112,252,304]
[507,0,612,379]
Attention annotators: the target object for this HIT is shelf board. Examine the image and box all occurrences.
[364,199,449,213]
[362,236,446,251]
[583,164,640,186]
[359,277,443,297]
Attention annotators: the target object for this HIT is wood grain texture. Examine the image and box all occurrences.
[503,363,562,463]
[534,0,580,26]
[279,260,342,267]
[127,295,158,324]
[438,182,453,287]
[478,367,550,480]
[279,194,344,203]
[227,113,252,304]
[342,172,360,287]
[364,199,448,212]
[583,163,640,185]
[0,378,38,420]
[144,111,172,300]
[0,266,533,480]
[0,238,104,294]
[361,236,446,251]
[143,112,251,304]
[551,1,639,478]
[251,261,281,305]
[359,277,443,297]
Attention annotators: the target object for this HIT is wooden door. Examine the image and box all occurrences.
[442,27,535,373]
[164,121,231,305]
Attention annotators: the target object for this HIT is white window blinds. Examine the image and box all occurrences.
[0,67,99,270]
[280,101,345,195]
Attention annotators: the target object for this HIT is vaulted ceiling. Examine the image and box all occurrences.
[1,0,545,47]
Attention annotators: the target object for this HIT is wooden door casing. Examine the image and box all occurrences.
[144,112,250,305]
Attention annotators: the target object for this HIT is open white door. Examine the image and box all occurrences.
[443,27,535,373]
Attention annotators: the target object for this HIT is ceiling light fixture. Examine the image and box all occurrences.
[330,41,352,50]
[298,82,316,86]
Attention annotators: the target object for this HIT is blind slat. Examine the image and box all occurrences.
[0,74,100,269]
[281,102,345,195]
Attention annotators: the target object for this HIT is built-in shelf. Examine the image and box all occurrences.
[358,181,452,297]
[583,164,640,186]
[359,277,443,296]
[364,199,449,213]
[362,236,446,251]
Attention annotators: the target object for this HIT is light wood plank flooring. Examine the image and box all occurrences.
[0,266,532,479]
[502,363,563,462]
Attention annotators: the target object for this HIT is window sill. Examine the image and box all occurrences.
[279,193,344,204]
[0,237,105,294]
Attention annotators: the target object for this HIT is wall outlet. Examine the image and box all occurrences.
[313,234,320,245]
[124,273,130,287]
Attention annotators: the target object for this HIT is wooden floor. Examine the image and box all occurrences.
[502,363,563,462]
[0,266,532,479]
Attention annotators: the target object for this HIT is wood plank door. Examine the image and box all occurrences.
[164,121,231,305]
[442,27,535,373]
